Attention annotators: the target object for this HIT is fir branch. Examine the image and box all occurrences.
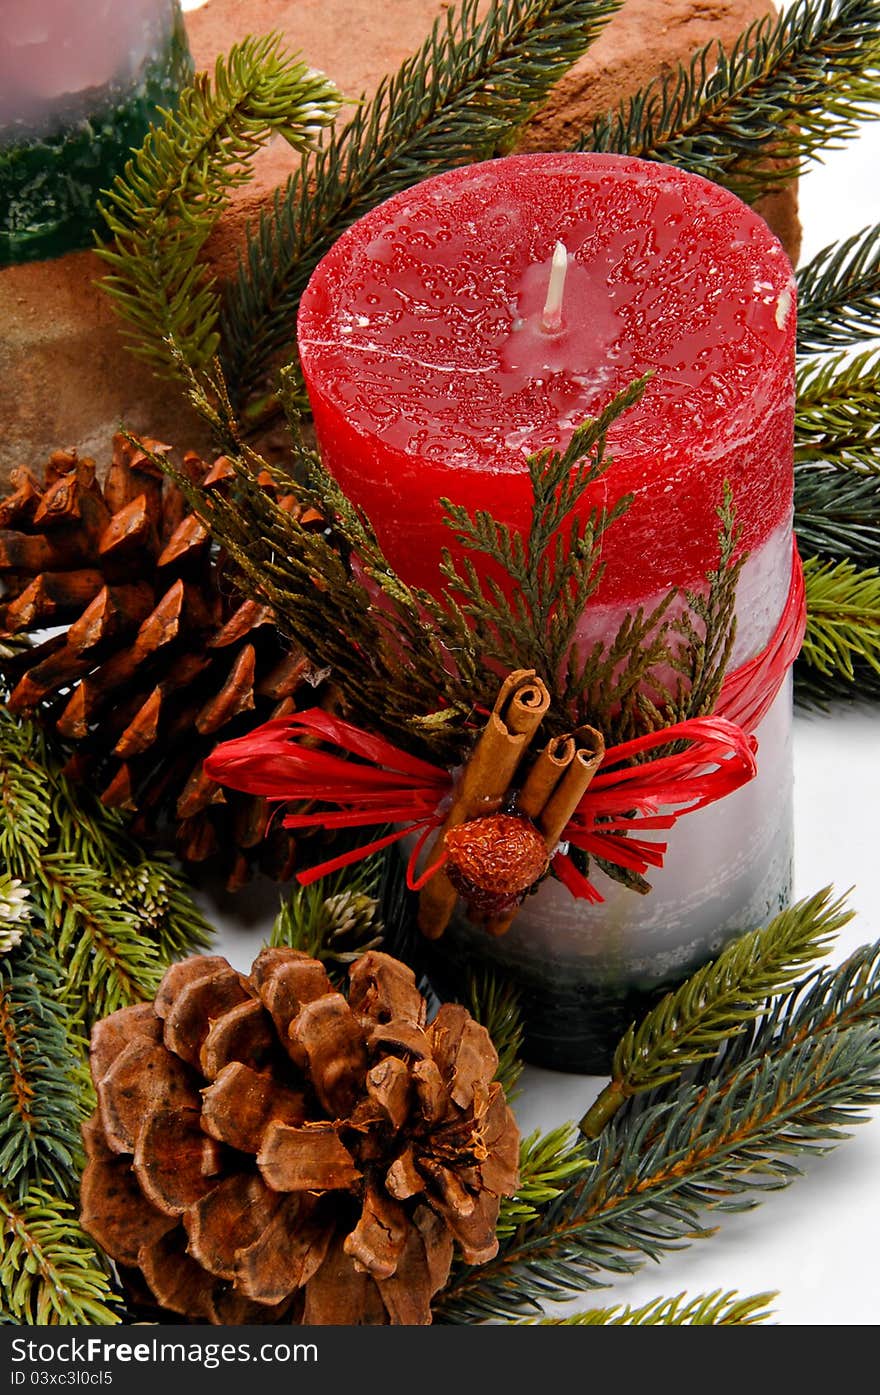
[0,1188,121,1325]
[579,889,848,1138]
[438,1021,880,1322]
[0,711,52,877]
[270,854,386,981]
[801,556,880,682]
[797,223,880,353]
[497,1125,592,1238]
[97,35,342,381]
[466,969,525,1098]
[796,350,880,474]
[582,0,880,204]
[0,933,85,1201]
[795,651,880,707]
[528,1289,775,1325]
[221,0,622,406]
[794,461,880,567]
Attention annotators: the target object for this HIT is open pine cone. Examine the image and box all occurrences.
[0,438,325,886]
[80,949,519,1325]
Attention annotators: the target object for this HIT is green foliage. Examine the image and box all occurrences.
[0,1188,121,1325]
[437,1018,880,1322]
[528,1289,776,1325]
[796,350,880,474]
[271,854,385,980]
[584,0,880,204]
[794,462,880,568]
[221,0,623,406]
[98,35,341,381]
[0,933,85,1201]
[497,1125,592,1237]
[0,709,212,1030]
[466,969,525,1098]
[580,888,848,1136]
[797,223,880,353]
[801,555,880,683]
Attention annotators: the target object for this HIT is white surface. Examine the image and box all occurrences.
[199,37,880,1325]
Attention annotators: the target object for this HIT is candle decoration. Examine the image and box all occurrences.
[0,0,192,264]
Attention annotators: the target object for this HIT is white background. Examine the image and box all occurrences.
[182,0,880,1325]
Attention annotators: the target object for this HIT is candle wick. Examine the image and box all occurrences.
[540,241,569,334]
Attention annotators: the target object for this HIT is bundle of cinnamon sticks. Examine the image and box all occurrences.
[418,669,604,939]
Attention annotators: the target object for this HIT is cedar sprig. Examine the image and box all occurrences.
[0,1188,121,1326]
[527,1290,776,1325]
[579,888,849,1138]
[583,0,880,205]
[221,0,623,408]
[437,1020,880,1322]
[795,349,880,475]
[438,375,646,688]
[801,556,880,683]
[794,462,880,568]
[270,853,386,980]
[97,35,342,382]
[0,932,85,1202]
[797,223,880,353]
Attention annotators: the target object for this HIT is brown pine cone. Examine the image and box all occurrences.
[0,438,325,886]
[80,949,519,1325]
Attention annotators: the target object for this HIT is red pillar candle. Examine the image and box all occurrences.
[297,153,798,1072]
[298,152,795,617]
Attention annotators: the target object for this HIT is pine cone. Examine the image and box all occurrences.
[80,949,519,1325]
[0,439,324,886]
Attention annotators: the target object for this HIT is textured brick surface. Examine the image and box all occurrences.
[0,0,798,482]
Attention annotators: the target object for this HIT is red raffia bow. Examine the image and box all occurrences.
[204,543,806,903]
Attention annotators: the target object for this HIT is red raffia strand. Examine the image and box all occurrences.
[203,544,806,901]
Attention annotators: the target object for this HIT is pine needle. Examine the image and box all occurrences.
[580,888,849,1137]
[97,34,342,380]
[0,1188,121,1325]
[527,1289,776,1325]
[583,0,880,204]
[270,852,386,980]
[797,223,880,353]
[802,555,880,681]
[794,461,880,568]
[466,969,525,1098]
[497,1125,592,1237]
[796,350,880,475]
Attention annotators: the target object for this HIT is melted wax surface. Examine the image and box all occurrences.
[298,154,796,604]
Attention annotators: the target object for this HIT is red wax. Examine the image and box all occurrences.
[298,154,795,606]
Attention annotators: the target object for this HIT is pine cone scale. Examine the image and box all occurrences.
[81,949,519,1325]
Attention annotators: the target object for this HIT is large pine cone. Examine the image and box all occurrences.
[0,438,324,885]
[80,949,519,1325]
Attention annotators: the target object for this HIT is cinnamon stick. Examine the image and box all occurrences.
[484,725,605,938]
[417,669,550,939]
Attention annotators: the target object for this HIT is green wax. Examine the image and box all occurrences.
[0,11,192,266]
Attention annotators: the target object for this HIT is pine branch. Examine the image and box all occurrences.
[437,1020,880,1322]
[271,852,386,981]
[582,0,880,204]
[0,1188,121,1325]
[795,651,880,706]
[797,223,880,353]
[794,461,880,567]
[801,555,880,682]
[796,350,880,475]
[466,969,525,1099]
[497,1125,593,1238]
[97,35,342,382]
[0,933,85,1201]
[579,889,848,1137]
[221,0,622,406]
[527,1289,775,1325]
